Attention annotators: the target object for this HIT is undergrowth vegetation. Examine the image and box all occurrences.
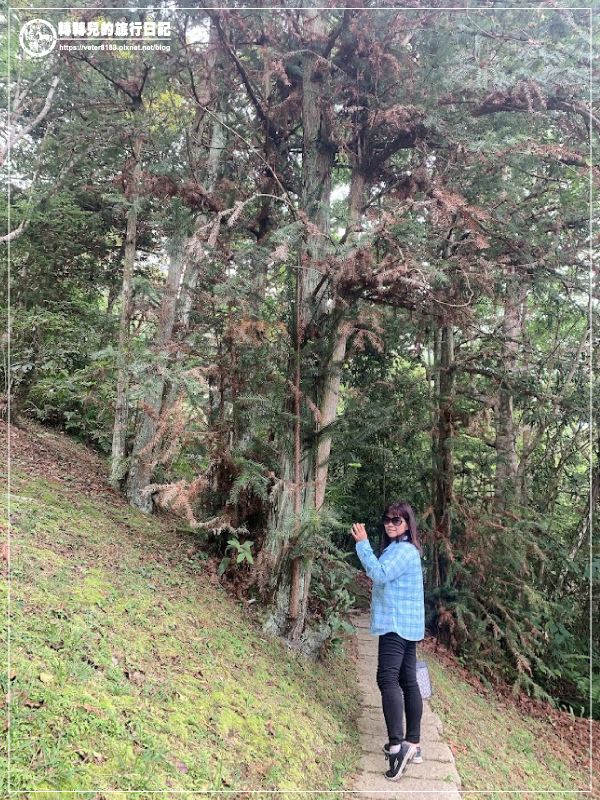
[1,426,360,796]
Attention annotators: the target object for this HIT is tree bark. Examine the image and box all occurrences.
[109,133,143,487]
[123,40,227,508]
[125,233,186,510]
[314,170,366,510]
[494,268,526,510]
[431,322,455,588]
[555,433,599,595]
[264,7,334,641]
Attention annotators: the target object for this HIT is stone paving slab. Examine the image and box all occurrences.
[349,611,462,798]
[360,692,384,709]
[358,716,388,737]
[352,774,462,800]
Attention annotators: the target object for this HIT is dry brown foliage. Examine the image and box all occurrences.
[144,476,208,527]
[138,394,192,473]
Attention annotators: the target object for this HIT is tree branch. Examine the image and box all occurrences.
[208,12,271,135]
[0,75,60,168]
[1,148,80,245]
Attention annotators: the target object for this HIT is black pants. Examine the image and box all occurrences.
[377,632,423,746]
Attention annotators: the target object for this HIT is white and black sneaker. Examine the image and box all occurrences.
[384,742,419,781]
[383,742,422,764]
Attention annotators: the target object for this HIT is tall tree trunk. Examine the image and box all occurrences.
[555,432,599,595]
[125,233,186,510]
[314,327,350,510]
[494,268,526,511]
[314,169,366,509]
[123,59,227,508]
[264,7,334,642]
[431,322,455,588]
[109,133,143,487]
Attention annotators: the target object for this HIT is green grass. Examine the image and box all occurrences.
[2,470,361,796]
[3,426,595,798]
[426,651,594,799]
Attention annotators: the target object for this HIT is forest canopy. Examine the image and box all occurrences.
[2,1,598,718]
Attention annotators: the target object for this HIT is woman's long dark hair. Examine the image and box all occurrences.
[380,501,422,556]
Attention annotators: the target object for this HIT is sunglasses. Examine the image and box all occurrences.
[382,516,405,526]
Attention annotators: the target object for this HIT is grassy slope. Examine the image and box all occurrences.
[1,423,360,797]
[1,422,597,798]
[424,644,597,798]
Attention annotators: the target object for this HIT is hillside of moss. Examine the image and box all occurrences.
[0,422,360,797]
[424,644,597,798]
[2,421,596,799]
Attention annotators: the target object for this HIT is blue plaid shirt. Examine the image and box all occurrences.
[356,538,425,641]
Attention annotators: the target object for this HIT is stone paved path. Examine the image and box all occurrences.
[349,611,462,799]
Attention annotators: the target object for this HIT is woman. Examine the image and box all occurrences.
[351,501,425,781]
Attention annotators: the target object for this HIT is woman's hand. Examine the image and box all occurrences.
[351,523,368,542]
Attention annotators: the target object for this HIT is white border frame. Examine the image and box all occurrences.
[5,2,595,795]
